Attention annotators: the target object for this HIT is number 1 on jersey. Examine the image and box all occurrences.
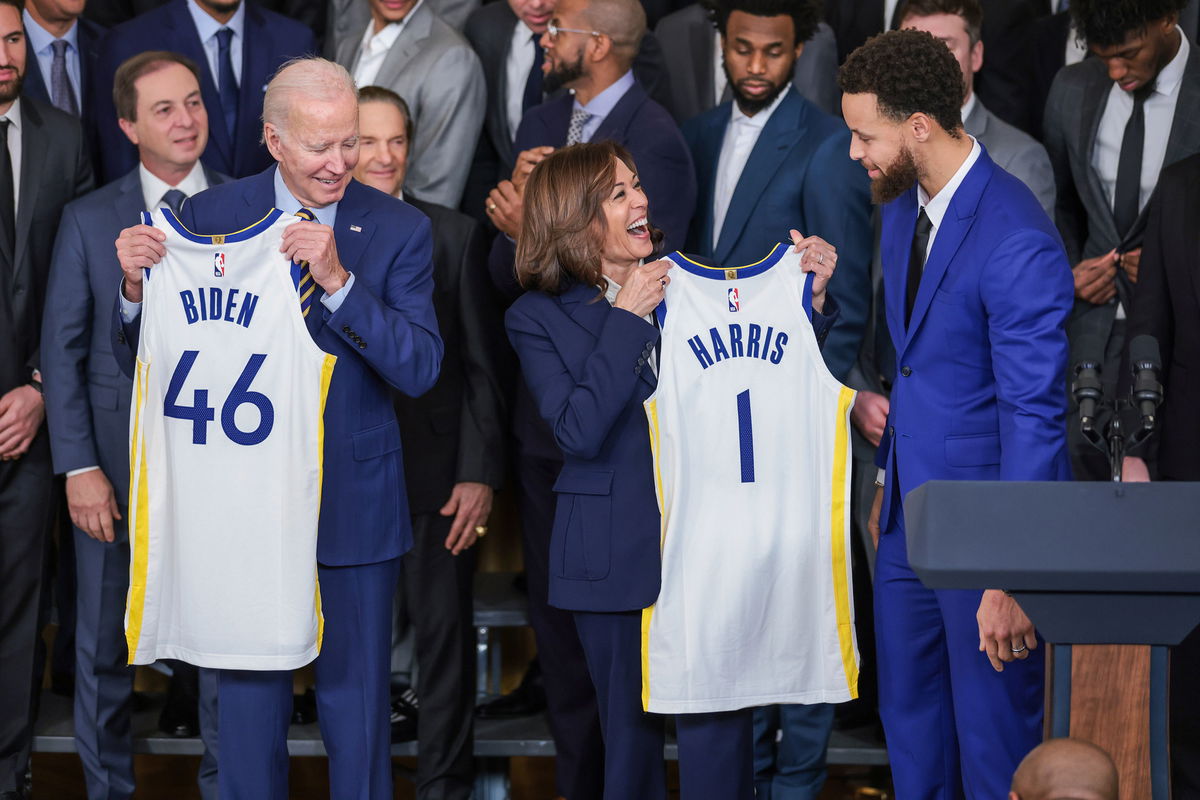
[737,389,755,483]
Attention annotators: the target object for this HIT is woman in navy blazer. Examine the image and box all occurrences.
[505,142,840,800]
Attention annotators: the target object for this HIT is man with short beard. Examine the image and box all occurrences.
[841,29,1073,799]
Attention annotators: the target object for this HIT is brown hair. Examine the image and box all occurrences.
[357,85,415,142]
[515,141,662,296]
[896,0,983,45]
[0,0,24,14]
[114,51,202,122]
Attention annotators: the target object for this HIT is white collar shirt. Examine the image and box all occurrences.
[916,135,982,260]
[139,160,210,212]
[505,20,539,140]
[712,85,790,249]
[23,10,82,112]
[187,0,245,89]
[353,1,423,87]
[1,99,22,213]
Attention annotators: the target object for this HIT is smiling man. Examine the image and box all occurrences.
[111,57,442,800]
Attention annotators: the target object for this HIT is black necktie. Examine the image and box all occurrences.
[905,207,932,328]
[521,35,544,115]
[1114,90,1148,238]
[0,119,15,256]
[162,188,187,216]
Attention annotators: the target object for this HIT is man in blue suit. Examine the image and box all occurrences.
[840,30,1073,798]
[42,51,224,800]
[92,0,316,183]
[22,0,104,118]
[111,57,443,800]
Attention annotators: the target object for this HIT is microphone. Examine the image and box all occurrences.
[1129,335,1163,431]
[1071,334,1105,433]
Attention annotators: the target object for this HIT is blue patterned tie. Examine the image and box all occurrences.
[50,40,78,116]
[292,208,316,318]
[215,28,239,139]
[566,107,592,145]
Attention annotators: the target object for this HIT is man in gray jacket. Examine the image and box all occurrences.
[899,0,1055,217]
[334,0,485,208]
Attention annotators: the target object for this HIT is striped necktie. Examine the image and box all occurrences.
[293,208,316,318]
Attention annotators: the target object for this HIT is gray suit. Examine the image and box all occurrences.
[334,0,486,208]
[654,3,840,121]
[326,0,479,43]
[965,97,1055,217]
[1044,43,1200,477]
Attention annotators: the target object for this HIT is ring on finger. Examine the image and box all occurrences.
[818,253,825,265]
[1010,644,1027,654]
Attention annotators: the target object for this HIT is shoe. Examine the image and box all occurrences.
[390,699,419,742]
[476,661,546,719]
[158,662,201,737]
[291,688,318,725]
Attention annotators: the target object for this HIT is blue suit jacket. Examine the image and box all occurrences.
[876,147,1074,533]
[42,166,228,514]
[682,88,872,381]
[23,16,105,133]
[488,80,697,300]
[92,0,317,183]
[112,167,443,565]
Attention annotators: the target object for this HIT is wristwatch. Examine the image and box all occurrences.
[29,368,43,395]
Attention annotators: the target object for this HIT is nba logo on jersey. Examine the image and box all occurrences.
[213,252,226,277]
[727,287,741,312]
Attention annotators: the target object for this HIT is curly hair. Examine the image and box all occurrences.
[837,29,964,137]
[1070,0,1188,48]
[704,0,822,45]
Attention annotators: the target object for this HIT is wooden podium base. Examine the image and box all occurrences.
[1048,644,1168,798]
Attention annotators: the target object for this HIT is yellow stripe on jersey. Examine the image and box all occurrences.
[125,363,152,663]
[830,386,859,697]
[313,354,336,653]
[640,398,666,710]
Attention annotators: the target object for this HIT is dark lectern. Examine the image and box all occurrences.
[905,480,1200,799]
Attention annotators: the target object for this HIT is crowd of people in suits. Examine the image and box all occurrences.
[0,0,1199,796]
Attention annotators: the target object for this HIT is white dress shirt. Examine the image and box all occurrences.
[23,10,82,112]
[711,85,790,249]
[884,0,901,29]
[1091,28,1188,214]
[186,0,245,89]
[1065,21,1087,67]
[712,31,727,107]
[505,21,539,139]
[353,0,424,87]
[603,275,657,375]
[140,160,209,211]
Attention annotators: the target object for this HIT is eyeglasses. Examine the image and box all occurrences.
[546,22,603,40]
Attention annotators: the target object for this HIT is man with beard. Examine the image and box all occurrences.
[91,0,316,183]
[841,29,1073,798]
[0,0,94,796]
[1043,0,1200,482]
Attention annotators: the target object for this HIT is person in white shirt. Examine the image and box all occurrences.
[41,51,227,800]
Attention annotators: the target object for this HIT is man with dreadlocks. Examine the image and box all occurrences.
[1043,0,1200,482]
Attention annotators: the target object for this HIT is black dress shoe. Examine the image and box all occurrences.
[292,688,318,725]
[158,661,201,737]
[158,699,199,737]
[390,695,419,742]
[476,660,546,719]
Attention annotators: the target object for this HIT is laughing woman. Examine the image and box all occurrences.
[503,140,841,799]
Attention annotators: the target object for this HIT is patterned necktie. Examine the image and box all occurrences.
[162,188,187,216]
[566,107,592,145]
[215,28,239,138]
[50,40,79,116]
[293,208,316,318]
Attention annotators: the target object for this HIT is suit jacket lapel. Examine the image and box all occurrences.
[236,4,270,172]
[168,0,234,167]
[558,281,655,389]
[592,81,645,143]
[1164,45,1200,167]
[115,168,146,225]
[714,90,805,264]
[883,189,916,357]
[1079,65,1118,242]
[373,5,433,89]
[14,101,45,279]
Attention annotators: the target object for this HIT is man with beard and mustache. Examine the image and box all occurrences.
[91,0,316,183]
[0,0,93,797]
[1043,0,1200,483]
[840,29,1073,799]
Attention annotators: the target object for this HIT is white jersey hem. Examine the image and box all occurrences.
[131,643,319,671]
[646,688,855,714]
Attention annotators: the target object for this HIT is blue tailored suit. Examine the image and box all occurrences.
[112,166,443,800]
[683,87,873,799]
[23,15,105,147]
[506,280,836,800]
[874,146,1073,799]
[683,87,873,382]
[92,0,317,183]
[43,166,228,800]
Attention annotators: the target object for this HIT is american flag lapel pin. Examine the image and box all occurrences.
[350,224,362,232]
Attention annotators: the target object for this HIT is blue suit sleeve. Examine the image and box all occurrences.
[324,215,443,397]
[982,228,1074,481]
[506,300,658,461]
[802,131,873,381]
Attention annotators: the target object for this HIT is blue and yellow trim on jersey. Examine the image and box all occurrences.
[665,245,815,319]
[831,386,859,697]
[313,353,337,652]
[144,207,286,244]
[125,359,151,663]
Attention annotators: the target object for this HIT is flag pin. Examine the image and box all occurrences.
[350,225,362,232]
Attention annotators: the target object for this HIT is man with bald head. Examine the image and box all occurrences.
[1010,738,1119,800]
[112,56,442,800]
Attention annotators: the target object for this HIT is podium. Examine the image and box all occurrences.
[904,480,1200,799]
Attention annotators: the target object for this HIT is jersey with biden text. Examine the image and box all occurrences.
[642,243,859,713]
[125,207,335,670]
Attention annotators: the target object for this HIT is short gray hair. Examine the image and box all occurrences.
[261,57,357,140]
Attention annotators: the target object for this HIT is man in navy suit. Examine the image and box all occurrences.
[42,51,224,800]
[92,0,316,183]
[111,57,443,800]
[840,30,1073,798]
[22,0,104,118]
[683,3,871,794]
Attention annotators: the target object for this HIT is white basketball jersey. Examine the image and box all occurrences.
[642,244,858,713]
[125,208,335,670]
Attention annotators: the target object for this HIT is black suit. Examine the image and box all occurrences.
[392,196,507,800]
[1024,10,1070,142]
[0,95,93,795]
[1120,153,1200,798]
